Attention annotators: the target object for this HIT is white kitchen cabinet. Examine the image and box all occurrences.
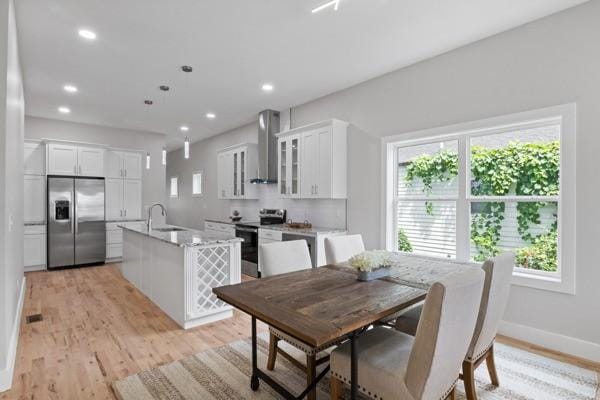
[24,141,45,175]
[278,134,301,198]
[107,150,143,179]
[106,222,124,261]
[47,143,78,175]
[123,179,142,219]
[278,119,348,199]
[47,143,105,177]
[77,146,105,177]
[24,175,46,223]
[24,225,46,271]
[106,179,142,220]
[204,221,236,236]
[106,178,124,220]
[217,144,258,200]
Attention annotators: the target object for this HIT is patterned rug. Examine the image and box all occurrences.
[113,333,599,400]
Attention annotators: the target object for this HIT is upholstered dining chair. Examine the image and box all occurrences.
[260,240,344,400]
[395,253,515,400]
[324,234,365,264]
[330,268,485,400]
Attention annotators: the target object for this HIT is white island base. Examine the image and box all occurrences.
[120,226,242,329]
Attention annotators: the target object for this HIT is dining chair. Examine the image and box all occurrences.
[260,240,343,400]
[324,234,365,264]
[395,252,515,400]
[330,268,485,400]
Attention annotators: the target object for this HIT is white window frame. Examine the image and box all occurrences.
[170,176,179,198]
[382,104,576,294]
[192,171,203,197]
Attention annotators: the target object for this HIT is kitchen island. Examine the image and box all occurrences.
[119,222,242,329]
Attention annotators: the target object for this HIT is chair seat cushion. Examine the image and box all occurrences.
[395,305,423,336]
[269,327,344,356]
[330,327,416,400]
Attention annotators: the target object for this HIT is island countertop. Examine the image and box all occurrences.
[118,222,243,247]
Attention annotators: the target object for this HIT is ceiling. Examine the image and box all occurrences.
[16,0,588,149]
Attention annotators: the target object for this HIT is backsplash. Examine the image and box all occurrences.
[229,185,347,229]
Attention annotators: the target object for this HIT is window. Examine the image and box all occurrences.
[383,104,576,294]
[192,171,203,197]
[170,176,178,198]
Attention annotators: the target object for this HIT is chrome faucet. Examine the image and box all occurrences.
[147,203,167,231]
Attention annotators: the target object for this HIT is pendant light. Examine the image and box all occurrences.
[146,152,151,169]
[184,137,190,159]
[162,147,167,165]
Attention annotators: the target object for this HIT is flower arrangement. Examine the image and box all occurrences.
[349,250,393,272]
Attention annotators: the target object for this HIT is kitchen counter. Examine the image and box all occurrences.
[106,218,145,223]
[205,218,346,236]
[119,222,243,247]
[120,222,242,329]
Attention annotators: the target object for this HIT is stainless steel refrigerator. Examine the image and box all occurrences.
[47,177,106,269]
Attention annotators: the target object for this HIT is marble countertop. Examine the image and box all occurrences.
[205,218,346,236]
[106,218,145,223]
[119,222,243,247]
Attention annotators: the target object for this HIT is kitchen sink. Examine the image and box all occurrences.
[153,227,187,232]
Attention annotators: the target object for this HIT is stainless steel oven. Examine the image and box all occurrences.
[236,224,259,277]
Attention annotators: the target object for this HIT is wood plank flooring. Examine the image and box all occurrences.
[1,264,264,400]
[1,264,598,399]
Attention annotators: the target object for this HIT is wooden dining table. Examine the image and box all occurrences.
[213,253,477,400]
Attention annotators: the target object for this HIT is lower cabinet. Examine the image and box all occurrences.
[24,225,46,271]
[204,221,236,236]
[106,222,124,261]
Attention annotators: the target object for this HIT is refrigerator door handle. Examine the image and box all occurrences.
[74,189,78,234]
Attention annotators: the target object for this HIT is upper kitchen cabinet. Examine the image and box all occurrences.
[278,134,301,198]
[24,140,45,175]
[24,175,45,223]
[217,143,259,200]
[47,142,105,177]
[106,150,143,179]
[277,119,348,199]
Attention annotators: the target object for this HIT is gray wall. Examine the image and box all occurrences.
[25,116,167,222]
[289,1,600,347]
[168,0,600,349]
[0,0,24,386]
[166,123,256,229]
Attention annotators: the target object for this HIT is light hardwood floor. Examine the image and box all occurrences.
[1,264,264,400]
[1,264,598,399]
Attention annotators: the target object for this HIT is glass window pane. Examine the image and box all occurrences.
[397,140,458,198]
[470,201,558,272]
[192,173,202,195]
[470,125,560,197]
[170,177,178,197]
[397,200,456,259]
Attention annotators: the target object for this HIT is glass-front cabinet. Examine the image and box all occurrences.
[216,144,258,200]
[278,134,301,198]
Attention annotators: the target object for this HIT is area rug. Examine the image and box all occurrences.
[113,333,599,400]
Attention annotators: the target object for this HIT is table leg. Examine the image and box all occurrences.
[251,317,260,391]
[350,332,358,399]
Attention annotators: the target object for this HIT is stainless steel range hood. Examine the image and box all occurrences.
[250,110,280,184]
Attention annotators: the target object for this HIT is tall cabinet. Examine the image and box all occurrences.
[276,119,348,199]
[217,143,259,200]
[24,140,47,271]
[105,150,143,220]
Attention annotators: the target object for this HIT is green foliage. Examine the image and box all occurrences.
[402,140,559,271]
[515,230,558,271]
[397,228,413,253]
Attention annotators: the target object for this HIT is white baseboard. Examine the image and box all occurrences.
[499,319,600,364]
[0,277,26,393]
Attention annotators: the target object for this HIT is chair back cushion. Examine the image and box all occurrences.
[259,240,312,277]
[467,252,514,360]
[405,268,484,400]
[324,234,365,264]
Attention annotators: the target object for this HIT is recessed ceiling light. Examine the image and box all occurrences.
[312,0,340,13]
[180,125,189,132]
[58,106,71,114]
[63,84,78,93]
[206,113,216,119]
[262,83,274,92]
[78,29,97,40]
